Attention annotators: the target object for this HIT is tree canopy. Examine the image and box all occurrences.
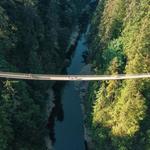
[86,0,150,149]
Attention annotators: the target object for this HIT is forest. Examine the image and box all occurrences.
[0,0,89,149]
[0,0,149,150]
[85,0,150,149]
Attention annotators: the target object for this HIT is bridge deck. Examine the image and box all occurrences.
[0,72,150,81]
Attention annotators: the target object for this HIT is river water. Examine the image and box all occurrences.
[53,33,88,150]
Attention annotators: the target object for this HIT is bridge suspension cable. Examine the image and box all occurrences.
[0,71,150,81]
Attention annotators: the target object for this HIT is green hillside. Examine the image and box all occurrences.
[86,0,150,149]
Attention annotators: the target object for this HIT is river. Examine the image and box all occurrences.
[53,32,88,150]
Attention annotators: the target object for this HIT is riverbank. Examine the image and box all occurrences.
[74,26,95,149]
[45,26,81,150]
[75,63,95,150]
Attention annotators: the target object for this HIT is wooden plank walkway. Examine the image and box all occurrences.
[0,71,150,81]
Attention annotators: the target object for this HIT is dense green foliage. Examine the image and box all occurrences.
[86,0,150,149]
[0,0,88,149]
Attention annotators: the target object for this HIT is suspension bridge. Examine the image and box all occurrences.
[0,71,150,81]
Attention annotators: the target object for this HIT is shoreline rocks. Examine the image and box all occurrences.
[45,89,55,150]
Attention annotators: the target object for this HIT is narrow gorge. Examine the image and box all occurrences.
[0,0,149,150]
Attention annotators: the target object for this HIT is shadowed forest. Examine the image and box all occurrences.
[0,0,89,149]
